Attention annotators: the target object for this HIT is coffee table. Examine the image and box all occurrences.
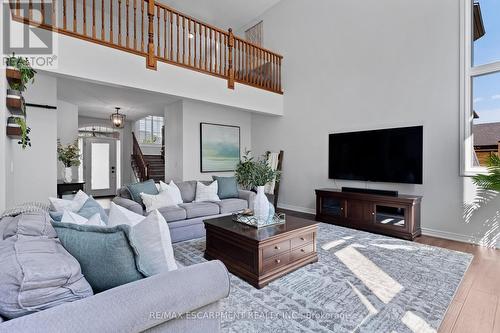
[204,215,318,289]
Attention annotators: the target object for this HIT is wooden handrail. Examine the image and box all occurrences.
[9,0,283,94]
[132,132,149,181]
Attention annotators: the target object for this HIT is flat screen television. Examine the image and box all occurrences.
[329,126,423,184]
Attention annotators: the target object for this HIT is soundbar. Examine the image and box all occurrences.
[341,187,398,197]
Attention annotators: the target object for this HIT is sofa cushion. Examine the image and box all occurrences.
[0,212,93,319]
[52,222,144,293]
[212,176,239,199]
[158,205,187,222]
[215,198,248,214]
[176,181,198,203]
[117,186,133,200]
[77,197,109,224]
[179,202,220,219]
[126,180,159,206]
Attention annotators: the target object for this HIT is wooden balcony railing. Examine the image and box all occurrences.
[9,0,283,94]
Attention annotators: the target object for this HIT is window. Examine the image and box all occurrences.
[138,116,163,144]
[461,0,500,174]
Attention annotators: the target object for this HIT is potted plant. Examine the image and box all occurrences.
[7,116,20,128]
[235,150,280,223]
[6,55,37,92]
[57,140,81,183]
[15,117,31,149]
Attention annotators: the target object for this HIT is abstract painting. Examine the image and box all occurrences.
[200,123,240,172]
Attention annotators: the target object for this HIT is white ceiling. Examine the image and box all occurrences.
[57,77,179,121]
[159,0,280,31]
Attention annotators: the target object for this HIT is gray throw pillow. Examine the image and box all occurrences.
[77,197,109,224]
[52,222,144,293]
[213,176,239,199]
[126,179,159,206]
[0,212,93,319]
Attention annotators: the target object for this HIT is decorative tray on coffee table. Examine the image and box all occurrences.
[232,212,286,228]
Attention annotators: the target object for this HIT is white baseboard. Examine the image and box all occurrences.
[421,227,500,249]
[277,203,316,215]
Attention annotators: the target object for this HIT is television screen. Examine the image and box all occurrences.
[329,126,423,184]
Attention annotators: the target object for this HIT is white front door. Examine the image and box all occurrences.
[83,137,117,197]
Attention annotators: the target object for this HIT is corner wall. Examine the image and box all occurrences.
[249,0,500,247]
[164,99,252,182]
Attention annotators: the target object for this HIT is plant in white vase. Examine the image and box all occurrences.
[236,152,280,224]
[57,140,81,183]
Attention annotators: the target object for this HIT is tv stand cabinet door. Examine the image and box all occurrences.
[346,200,373,224]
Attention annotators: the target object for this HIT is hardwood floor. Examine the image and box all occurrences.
[415,235,500,333]
[280,209,500,333]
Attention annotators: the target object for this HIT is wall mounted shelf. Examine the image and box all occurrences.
[6,126,21,138]
[6,96,24,115]
[6,68,21,84]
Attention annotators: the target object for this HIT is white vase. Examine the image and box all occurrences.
[253,186,270,224]
[64,167,73,183]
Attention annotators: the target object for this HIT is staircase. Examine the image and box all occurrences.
[131,132,165,182]
[143,155,165,182]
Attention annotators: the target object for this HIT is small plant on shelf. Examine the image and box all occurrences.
[6,54,36,92]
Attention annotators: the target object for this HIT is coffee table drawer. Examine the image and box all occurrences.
[263,252,290,273]
[291,232,314,249]
[291,243,314,261]
[262,240,290,259]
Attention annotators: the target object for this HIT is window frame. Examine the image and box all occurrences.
[138,116,163,145]
[460,0,500,176]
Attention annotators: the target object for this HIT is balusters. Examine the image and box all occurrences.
[140,0,144,51]
[51,0,55,27]
[182,16,186,64]
[118,0,122,45]
[176,13,179,62]
[146,0,156,68]
[40,0,45,24]
[126,0,129,48]
[163,9,167,58]
[219,32,222,75]
[156,6,160,55]
[101,0,105,40]
[209,28,212,72]
[204,25,207,70]
[169,11,173,60]
[110,0,113,43]
[194,22,197,67]
[227,28,234,89]
[223,34,227,75]
[72,0,76,32]
[133,0,137,49]
[92,0,96,38]
[188,19,191,66]
[63,0,67,29]
[214,31,218,74]
[83,0,86,35]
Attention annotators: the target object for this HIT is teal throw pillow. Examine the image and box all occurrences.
[126,180,159,206]
[78,197,109,224]
[52,222,144,293]
[212,176,239,199]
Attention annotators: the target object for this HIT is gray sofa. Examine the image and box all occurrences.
[113,180,256,243]
[0,260,230,333]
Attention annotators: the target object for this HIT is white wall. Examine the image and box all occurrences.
[0,42,6,211]
[57,100,79,178]
[78,116,134,186]
[8,74,58,204]
[249,0,500,247]
[164,99,251,182]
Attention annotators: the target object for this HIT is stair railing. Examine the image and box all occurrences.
[8,0,283,94]
[132,132,149,181]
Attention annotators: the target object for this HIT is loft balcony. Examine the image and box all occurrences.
[8,0,283,95]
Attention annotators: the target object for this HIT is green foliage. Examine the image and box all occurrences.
[57,140,81,167]
[472,154,500,191]
[6,54,37,92]
[235,150,280,189]
[15,117,31,149]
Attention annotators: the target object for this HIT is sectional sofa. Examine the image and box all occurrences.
[113,180,256,243]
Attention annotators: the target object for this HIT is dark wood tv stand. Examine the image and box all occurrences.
[315,189,422,240]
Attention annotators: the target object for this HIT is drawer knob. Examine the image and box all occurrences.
[274,246,280,250]
[275,259,281,264]
[372,212,375,215]
[300,248,305,252]
[300,237,305,241]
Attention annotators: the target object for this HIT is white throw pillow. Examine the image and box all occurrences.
[140,191,177,213]
[60,211,105,226]
[108,203,177,275]
[49,190,89,212]
[194,181,220,202]
[159,181,183,205]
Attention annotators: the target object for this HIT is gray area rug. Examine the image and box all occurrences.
[173,223,472,333]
